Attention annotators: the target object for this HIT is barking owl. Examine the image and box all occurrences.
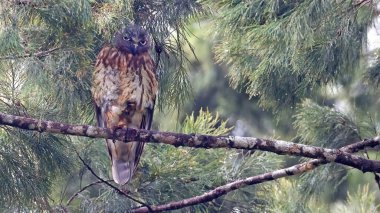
[92,25,158,185]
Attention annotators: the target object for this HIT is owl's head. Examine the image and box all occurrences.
[113,25,150,55]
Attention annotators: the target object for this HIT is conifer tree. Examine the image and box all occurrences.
[0,0,379,212]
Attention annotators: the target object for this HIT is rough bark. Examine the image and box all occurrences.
[133,159,323,212]
[1,112,380,173]
[132,138,378,212]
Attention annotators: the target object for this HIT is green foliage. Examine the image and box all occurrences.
[0,0,203,210]
[265,179,329,213]
[139,110,282,212]
[71,109,235,212]
[294,99,360,148]
[71,109,284,212]
[0,129,72,210]
[205,0,374,110]
[1,0,380,212]
[293,100,364,204]
[364,49,380,87]
[145,0,202,110]
[182,108,233,135]
[332,184,380,213]
[295,99,380,208]
[0,27,23,55]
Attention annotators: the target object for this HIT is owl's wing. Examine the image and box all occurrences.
[142,100,155,130]
[133,99,155,173]
[94,104,104,127]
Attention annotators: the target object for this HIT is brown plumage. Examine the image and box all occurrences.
[91,25,158,185]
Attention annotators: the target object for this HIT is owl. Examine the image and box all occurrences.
[91,25,158,185]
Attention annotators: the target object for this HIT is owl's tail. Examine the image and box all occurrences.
[107,139,144,185]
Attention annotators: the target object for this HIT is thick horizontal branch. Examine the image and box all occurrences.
[1,112,380,173]
[132,138,375,212]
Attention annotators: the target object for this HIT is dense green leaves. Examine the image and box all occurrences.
[181,108,233,135]
[0,129,72,210]
[334,184,380,213]
[1,0,380,212]
[295,99,360,148]
[0,0,201,210]
[206,0,374,110]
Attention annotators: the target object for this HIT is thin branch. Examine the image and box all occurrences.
[75,151,152,210]
[353,0,372,7]
[0,47,60,60]
[12,0,35,5]
[364,151,380,190]
[132,140,376,212]
[66,179,113,206]
[133,160,324,212]
[1,112,380,173]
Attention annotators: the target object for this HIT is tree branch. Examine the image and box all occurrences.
[364,151,380,191]
[353,0,372,7]
[1,112,380,173]
[75,151,152,210]
[133,160,324,212]
[0,47,60,60]
[66,179,113,206]
[132,139,378,212]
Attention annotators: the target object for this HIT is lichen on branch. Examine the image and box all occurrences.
[0,112,380,173]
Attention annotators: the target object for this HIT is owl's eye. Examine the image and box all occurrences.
[123,36,131,41]
[139,40,147,46]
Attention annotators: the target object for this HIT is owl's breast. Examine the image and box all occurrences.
[92,65,121,107]
[119,56,158,111]
[92,47,158,112]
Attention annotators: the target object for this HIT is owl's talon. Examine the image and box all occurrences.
[111,126,125,142]
[121,188,131,194]
[126,101,136,111]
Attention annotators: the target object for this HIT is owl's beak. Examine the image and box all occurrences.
[131,37,139,55]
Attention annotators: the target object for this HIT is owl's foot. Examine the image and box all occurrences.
[111,125,126,142]
[123,101,136,116]
[120,188,131,194]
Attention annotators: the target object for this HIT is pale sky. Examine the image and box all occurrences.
[367,17,380,51]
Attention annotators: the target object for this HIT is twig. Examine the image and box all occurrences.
[132,159,325,212]
[75,151,152,211]
[0,47,60,60]
[12,0,35,5]
[364,150,380,190]
[1,112,380,174]
[132,140,376,212]
[153,38,162,72]
[66,179,113,206]
[375,174,380,190]
[353,0,372,7]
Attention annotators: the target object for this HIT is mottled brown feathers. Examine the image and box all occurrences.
[91,30,158,185]
[95,47,154,71]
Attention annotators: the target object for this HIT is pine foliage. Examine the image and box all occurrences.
[73,109,236,212]
[333,184,380,213]
[294,99,361,148]
[1,0,380,212]
[0,0,202,210]
[182,108,233,135]
[205,0,374,110]
[294,100,361,202]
